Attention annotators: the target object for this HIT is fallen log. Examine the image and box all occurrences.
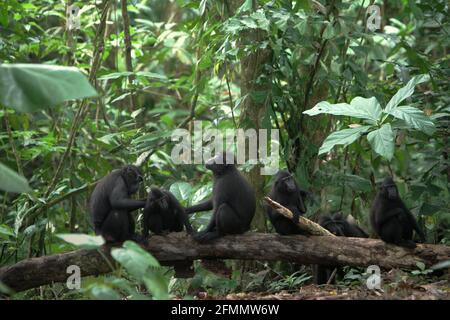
[1,232,449,293]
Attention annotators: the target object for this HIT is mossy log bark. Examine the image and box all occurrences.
[1,232,449,293]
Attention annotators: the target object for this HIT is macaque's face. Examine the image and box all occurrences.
[275,171,297,193]
[380,177,398,200]
[205,152,234,175]
[122,165,143,194]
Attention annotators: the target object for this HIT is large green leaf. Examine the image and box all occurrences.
[318,126,372,155]
[0,64,97,112]
[111,241,160,280]
[387,106,436,135]
[143,273,170,300]
[304,98,382,123]
[304,102,353,117]
[349,97,382,123]
[56,233,104,249]
[89,286,121,300]
[384,74,429,113]
[191,183,213,204]
[367,123,395,160]
[0,162,30,193]
[169,182,192,202]
[111,242,169,299]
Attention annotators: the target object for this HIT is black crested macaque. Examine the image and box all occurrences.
[185,152,256,243]
[144,188,195,278]
[266,170,307,235]
[143,187,193,236]
[314,212,369,285]
[370,177,425,248]
[319,212,368,238]
[89,165,146,243]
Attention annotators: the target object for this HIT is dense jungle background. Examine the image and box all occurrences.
[0,0,449,300]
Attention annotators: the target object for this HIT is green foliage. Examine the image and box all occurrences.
[111,241,169,300]
[0,0,448,299]
[0,64,97,113]
[367,124,395,161]
[304,75,436,161]
[411,261,433,276]
[0,224,14,239]
[188,263,238,296]
[304,98,382,123]
[56,233,104,249]
[318,126,372,156]
[0,162,30,193]
[384,75,429,113]
[0,63,97,194]
[341,267,366,286]
[52,235,170,299]
[387,106,436,136]
[267,271,312,293]
[169,182,192,203]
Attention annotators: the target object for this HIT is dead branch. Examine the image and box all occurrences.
[264,197,335,236]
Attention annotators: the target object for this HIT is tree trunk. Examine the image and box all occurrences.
[229,0,272,232]
[1,232,448,293]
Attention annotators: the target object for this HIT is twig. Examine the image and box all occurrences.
[326,268,338,285]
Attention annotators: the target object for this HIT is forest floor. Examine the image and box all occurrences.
[196,269,450,300]
[222,280,450,300]
[191,264,450,300]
